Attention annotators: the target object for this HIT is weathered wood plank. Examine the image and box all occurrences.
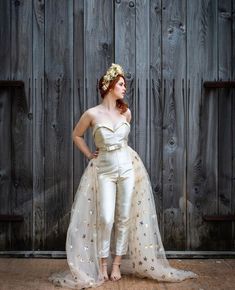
[217,0,233,249]
[115,0,136,148]
[0,215,24,222]
[10,0,33,250]
[0,89,12,250]
[149,0,163,233]
[187,0,218,250]
[0,81,24,87]
[232,0,235,250]
[0,0,11,251]
[135,0,150,165]
[203,215,235,221]
[84,0,114,152]
[73,0,85,195]
[162,0,187,249]
[44,0,73,250]
[32,0,45,251]
[1,250,235,258]
[204,81,235,88]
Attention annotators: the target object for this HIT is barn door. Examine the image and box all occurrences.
[0,84,32,251]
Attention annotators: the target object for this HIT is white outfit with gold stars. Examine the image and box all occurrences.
[93,121,134,257]
[49,121,197,289]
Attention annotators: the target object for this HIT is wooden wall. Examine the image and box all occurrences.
[0,0,234,252]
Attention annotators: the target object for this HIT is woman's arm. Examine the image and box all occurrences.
[72,110,98,160]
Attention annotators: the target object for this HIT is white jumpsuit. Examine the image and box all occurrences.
[92,120,135,257]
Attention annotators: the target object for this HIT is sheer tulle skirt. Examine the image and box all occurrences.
[49,146,197,289]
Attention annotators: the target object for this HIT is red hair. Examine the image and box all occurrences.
[98,74,128,114]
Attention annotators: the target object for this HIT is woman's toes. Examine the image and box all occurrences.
[110,265,121,281]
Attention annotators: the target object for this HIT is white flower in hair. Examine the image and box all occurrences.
[102,63,125,91]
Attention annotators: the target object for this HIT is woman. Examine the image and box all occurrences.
[49,64,197,289]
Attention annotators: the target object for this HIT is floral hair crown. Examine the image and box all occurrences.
[102,63,125,91]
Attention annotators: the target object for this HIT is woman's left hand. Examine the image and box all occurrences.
[93,148,99,158]
[88,148,99,160]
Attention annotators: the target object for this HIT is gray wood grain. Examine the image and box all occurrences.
[44,0,73,250]
[218,0,233,249]
[10,0,33,250]
[187,0,219,250]
[84,0,114,152]
[162,0,187,250]
[0,90,12,250]
[73,0,85,196]
[0,0,11,251]
[115,0,136,149]
[135,0,150,165]
[149,0,163,233]
[32,0,45,251]
[232,0,235,250]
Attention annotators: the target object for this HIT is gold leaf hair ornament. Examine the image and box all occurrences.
[102,63,125,91]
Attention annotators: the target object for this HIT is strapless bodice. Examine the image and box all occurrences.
[92,121,130,149]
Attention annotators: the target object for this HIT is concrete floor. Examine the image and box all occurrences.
[0,258,234,290]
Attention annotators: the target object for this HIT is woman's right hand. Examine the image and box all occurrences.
[88,148,99,160]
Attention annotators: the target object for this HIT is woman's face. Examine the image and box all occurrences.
[112,77,126,99]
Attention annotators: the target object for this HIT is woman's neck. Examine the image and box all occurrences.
[100,94,117,111]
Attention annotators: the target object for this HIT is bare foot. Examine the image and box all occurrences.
[110,263,121,281]
[101,264,109,281]
[100,259,109,281]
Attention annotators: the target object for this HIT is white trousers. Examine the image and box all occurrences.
[96,146,135,258]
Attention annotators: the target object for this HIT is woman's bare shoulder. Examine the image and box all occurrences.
[123,108,132,122]
[125,108,131,115]
[81,105,102,126]
[84,105,100,117]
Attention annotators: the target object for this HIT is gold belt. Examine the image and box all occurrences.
[99,141,127,152]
